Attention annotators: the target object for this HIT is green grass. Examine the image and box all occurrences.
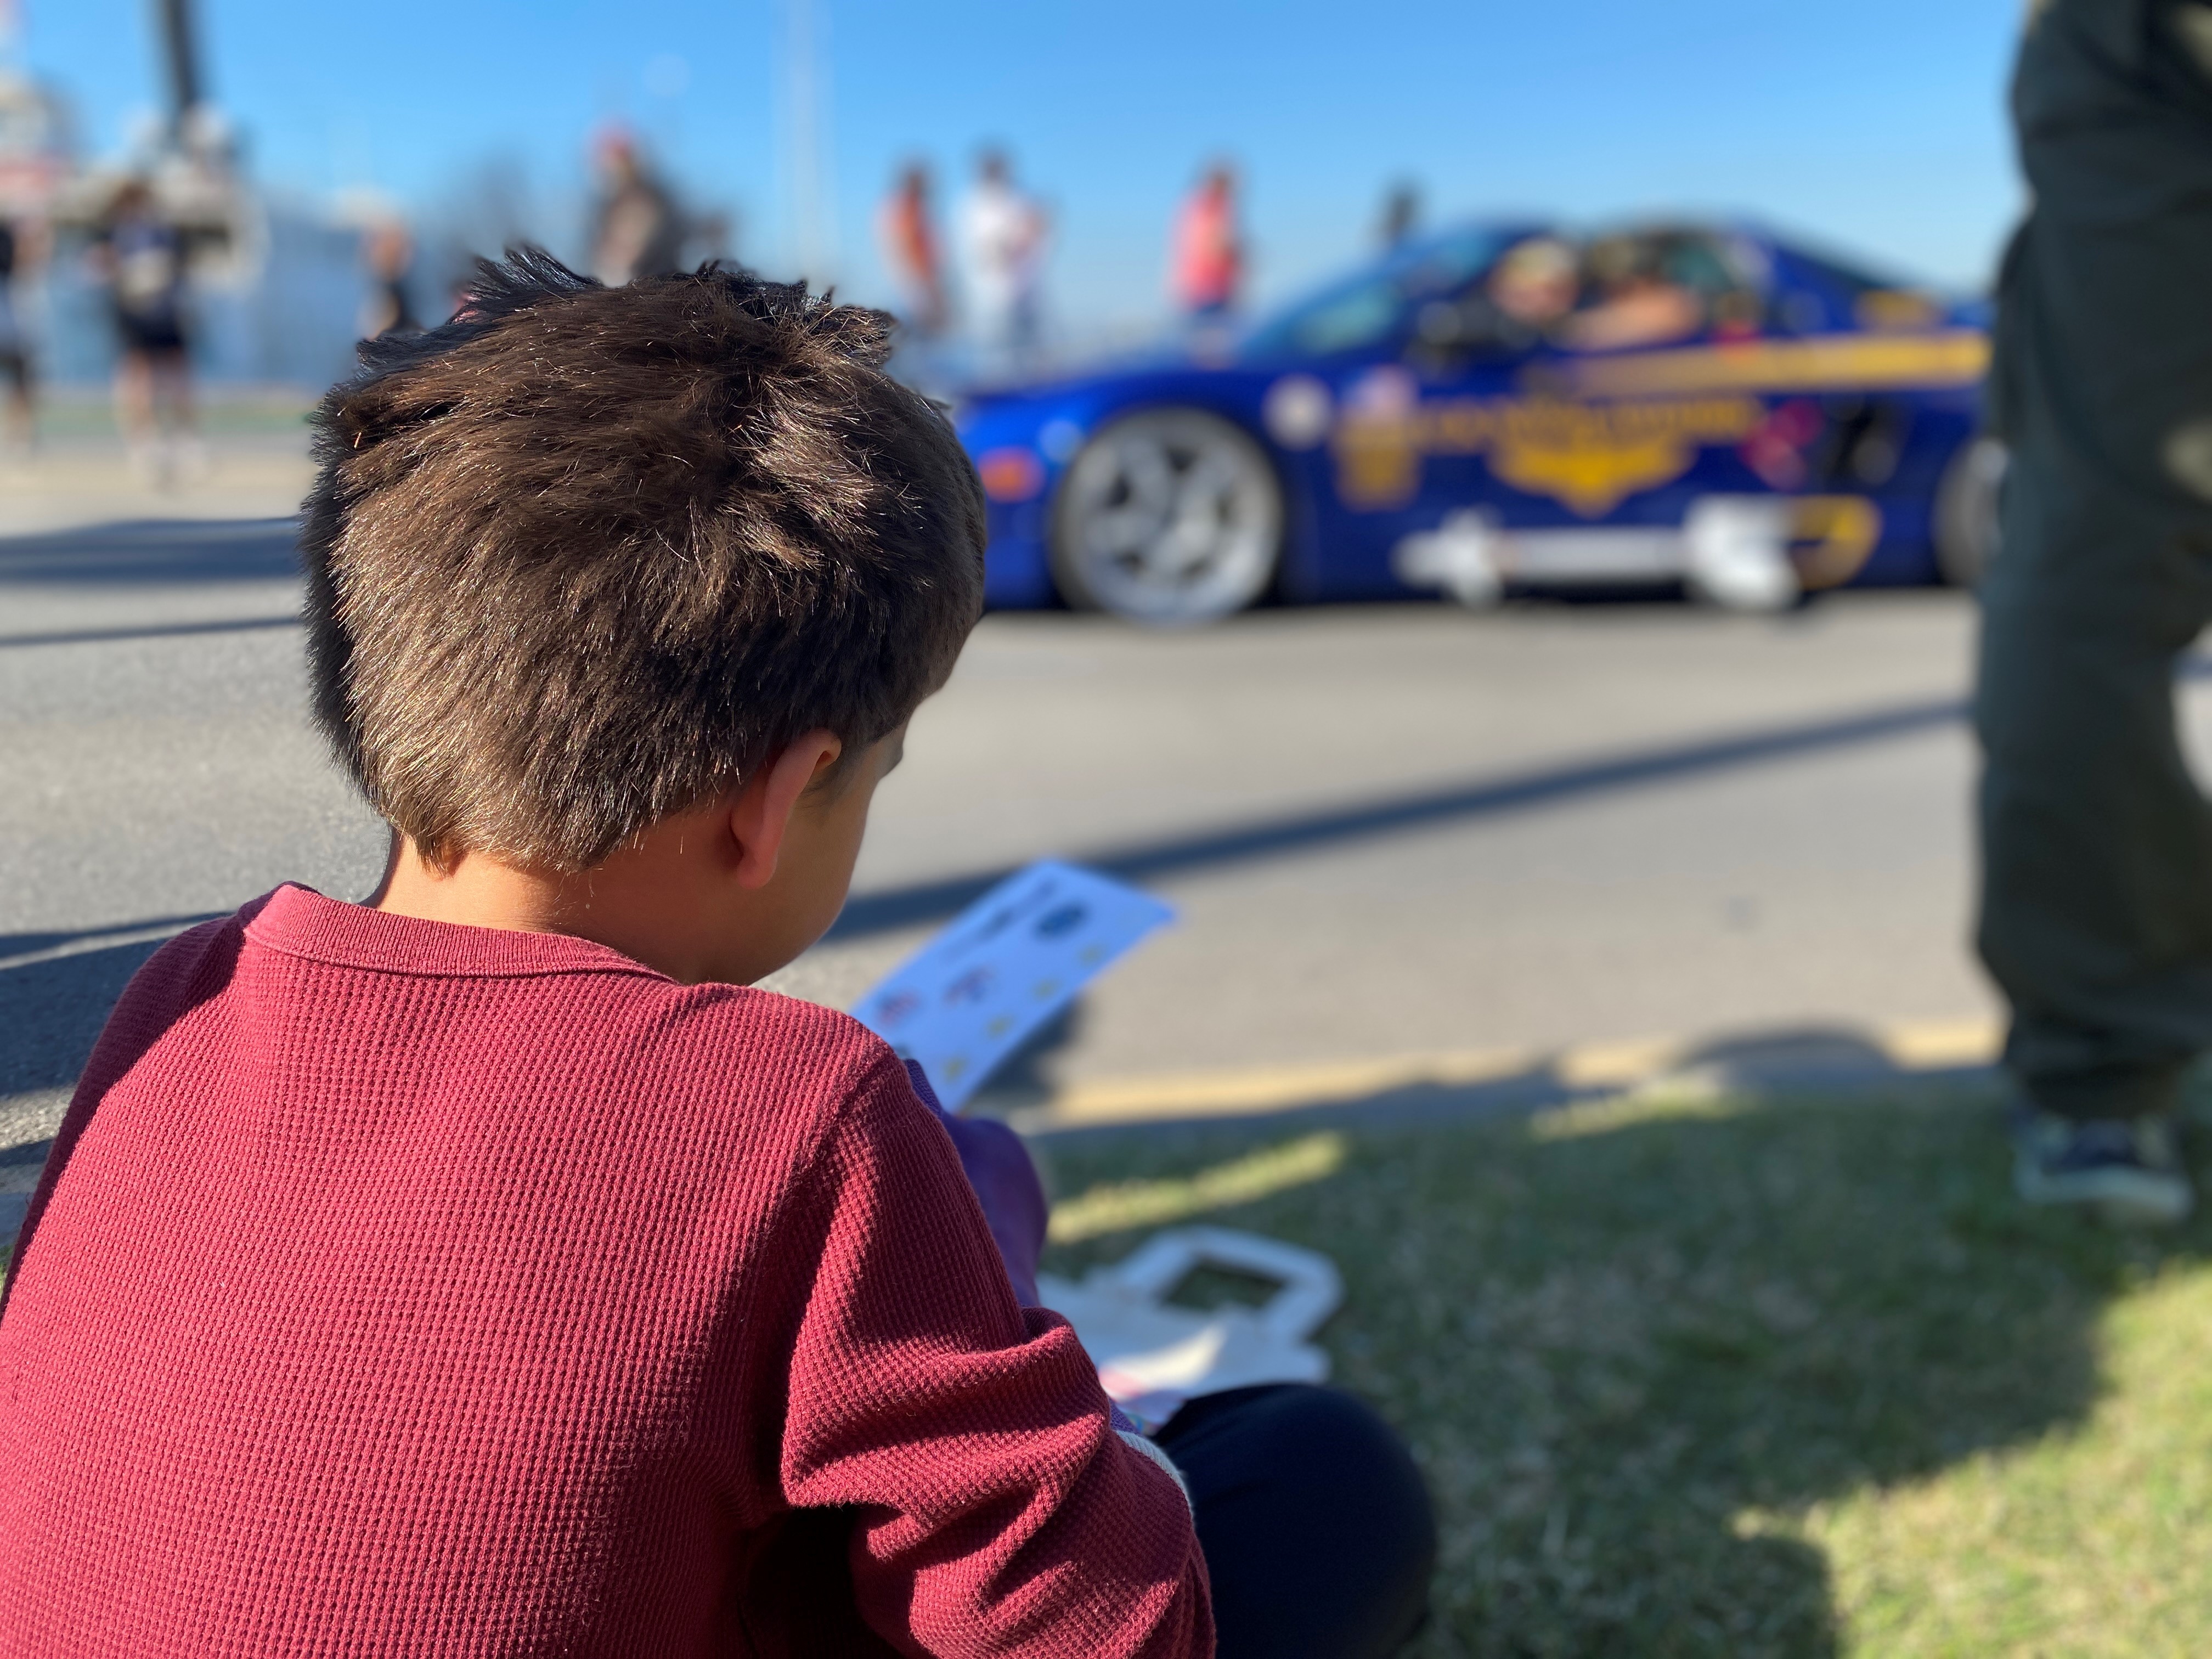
[1038,1085,2212,1657]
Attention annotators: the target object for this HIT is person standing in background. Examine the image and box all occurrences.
[1170,161,1244,322]
[958,146,1047,369]
[1978,0,2212,1224]
[1376,180,1421,252]
[360,218,420,339]
[876,161,946,338]
[588,128,687,287]
[0,218,40,455]
[88,179,199,487]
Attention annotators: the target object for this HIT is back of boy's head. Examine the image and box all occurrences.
[301,249,986,873]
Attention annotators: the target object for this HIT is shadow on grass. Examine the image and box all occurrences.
[1039,1085,2209,1658]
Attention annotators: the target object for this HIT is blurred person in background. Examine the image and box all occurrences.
[1170,160,1245,324]
[959,146,1048,369]
[0,217,40,455]
[588,127,687,287]
[88,179,199,486]
[1558,233,1702,352]
[1979,0,2212,1224]
[360,218,421,339]
[1486,234,1581,334]
[876,160,946,337]
[1376,179,1421,252]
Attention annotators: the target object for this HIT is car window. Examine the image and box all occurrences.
[1771,245,1933,332]
[1272,278,1402,357]
[1241,228,1511,361]
[1554,229,1770,352]
[1784,247,1889,301]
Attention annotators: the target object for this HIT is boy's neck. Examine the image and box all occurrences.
[366,727,890,989]
[370,817,752,986]
[372,840,572,938]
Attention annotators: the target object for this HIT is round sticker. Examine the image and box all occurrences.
[1262,375,1334,450]
[977,447,1046,503]
[1039,418,1085,461]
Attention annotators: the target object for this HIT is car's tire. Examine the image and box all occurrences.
[1049,409,1283,626]
[1934,436,2007,589]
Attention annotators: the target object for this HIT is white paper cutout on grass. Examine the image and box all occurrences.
[852,860,1175,1110]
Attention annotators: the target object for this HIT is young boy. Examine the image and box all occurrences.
[0,255,1431,1656]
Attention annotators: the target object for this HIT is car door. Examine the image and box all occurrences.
[1289,234,1551,598]
[1381,227,1800,597]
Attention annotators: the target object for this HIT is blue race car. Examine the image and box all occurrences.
[956,221,2002,624]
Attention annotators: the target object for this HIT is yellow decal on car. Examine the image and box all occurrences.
[1553,330,1989,400]
[1335,394,1765,516]
[1788,495,1884,589]
[1854,290,1946,332]
[1330,331,1985,516]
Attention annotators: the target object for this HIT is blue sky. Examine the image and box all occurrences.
[21,0,2025,324]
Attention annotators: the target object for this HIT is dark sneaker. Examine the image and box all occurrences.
[2011,1106,2194,1225]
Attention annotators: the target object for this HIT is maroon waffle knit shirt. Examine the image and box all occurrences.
[0,885,1210,1657]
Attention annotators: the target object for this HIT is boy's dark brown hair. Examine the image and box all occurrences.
[301,249,986,872]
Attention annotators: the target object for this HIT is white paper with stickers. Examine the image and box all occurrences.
[851,860,1176,1110]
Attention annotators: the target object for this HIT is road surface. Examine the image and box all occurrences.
[22,496,2177,1174]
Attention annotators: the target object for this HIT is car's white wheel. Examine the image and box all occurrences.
[1935,436,2006,589]
[1050,410,1283,625]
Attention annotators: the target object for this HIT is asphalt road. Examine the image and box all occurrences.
[13,509,2211,1161]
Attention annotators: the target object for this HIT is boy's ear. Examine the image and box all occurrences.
[726,731,844,889]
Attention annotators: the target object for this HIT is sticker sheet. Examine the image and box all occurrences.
[851,861,1176,1110]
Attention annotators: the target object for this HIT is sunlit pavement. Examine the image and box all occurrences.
[0,396,316,540]
[791,594,2034,1123]
[16,487,2211,1163]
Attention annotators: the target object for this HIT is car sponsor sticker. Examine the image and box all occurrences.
[1261,374,1333,449]
[1326,330,1987,517]
[1334,391,1766,516]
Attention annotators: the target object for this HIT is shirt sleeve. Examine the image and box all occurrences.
[776,1054,1211,1658]
[903,1060,1048,1308]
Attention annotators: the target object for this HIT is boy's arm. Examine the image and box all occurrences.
[775,1054,1211,1659]
[902,1059,1047,1308]
[906,1058,1165,1452]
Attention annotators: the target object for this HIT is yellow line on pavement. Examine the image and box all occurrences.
[1880,1016,2005,1069]
[1554,1035,1688,1090]
[1001,1017,2004,1133]
[1011,1045,1539,1130]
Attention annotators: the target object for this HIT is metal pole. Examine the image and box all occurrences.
[155,0,202,138]
[788,0,817,280]
[785,0,834,284]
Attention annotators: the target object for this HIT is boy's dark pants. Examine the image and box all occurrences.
[1158,1385,1436,1659]
[1977,0,2212,1120]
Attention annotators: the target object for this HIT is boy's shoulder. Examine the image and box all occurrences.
[218,883,911,1120]
[512,977,932,1188]
[458,975,924,1193]
[627,977,901,1094]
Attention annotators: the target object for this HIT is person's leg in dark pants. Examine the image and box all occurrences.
[1155,1384,1435,1659]
[1979,0,2212,1216]
[1978,475,2212,1120]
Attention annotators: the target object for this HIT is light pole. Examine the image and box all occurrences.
[783,0,834,284]
[154,0,204,143]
